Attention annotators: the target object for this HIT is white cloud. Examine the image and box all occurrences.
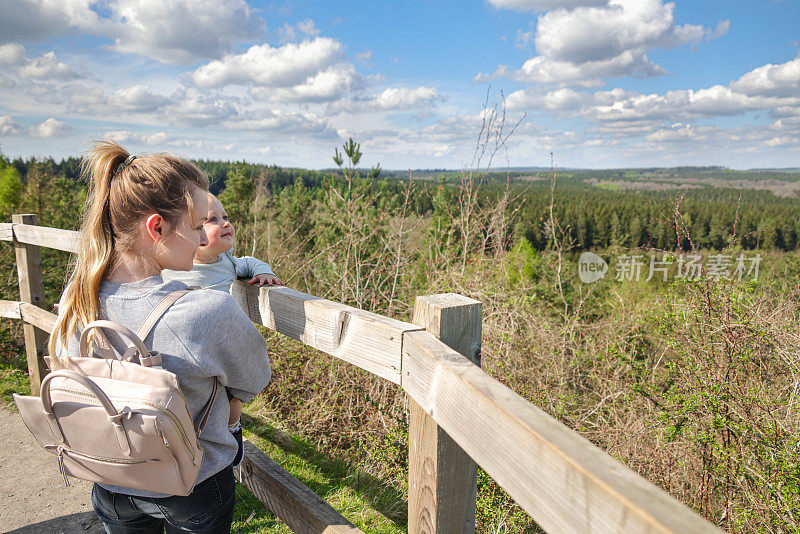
[18,51,80,79]
[535,0,720,63]
[486,0,726,85]
[164,91,241,128]
[108,0,263,64]
[582,85,754,122]
[515,24,536,50]
[585,118,662,138]
[485,0,606,10]
[327,86,445,114]
[276,23,299,43]
[505,86,640,114]
[506,87,590,111]
[224,109,334,136]
[192,37,365,103]
[482,50,665,87]
[763,136,799,148]
[771,116,800,133]
[502,55,800,129]
[0,0,100,43]
[646,123,714,143]
[373,86,443,109]
[67,84,169,114]
[0,43,80,80]
[505,81,796,125]
[106,130,174,146]
[297,19,320,37]
[114,85,170,112]
[0,115,24,136]
[104,130,239,152]
[420,114,486,143]
[0,43,26,65]
[1,0,264,65]
[252,64,360,103]
[192,38,346,88]
[731,52,800,98]
[419,108,526,144]
[30,117,73,138]
[277,18,320,43]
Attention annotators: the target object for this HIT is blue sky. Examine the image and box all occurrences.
[0,0,799,169]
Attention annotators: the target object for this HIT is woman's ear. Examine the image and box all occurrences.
[145,213,165,242]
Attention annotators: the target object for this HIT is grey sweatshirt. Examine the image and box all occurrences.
[162,250,275,293]
[59,275,271,497]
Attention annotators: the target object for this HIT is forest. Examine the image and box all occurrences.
[1,142,800,533]
[6,151,800,253]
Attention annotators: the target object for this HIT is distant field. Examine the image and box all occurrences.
[583,172,800,197]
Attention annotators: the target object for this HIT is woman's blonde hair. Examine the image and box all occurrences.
[48,140,209,365]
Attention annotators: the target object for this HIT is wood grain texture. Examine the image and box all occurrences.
[0,223,12,241]
[20,303,57,333]
[0,300,22,320]
[408,294,481,534]
[236,440,364,534]
[13,214,49,395]
[401,330,722,534]
[412,294,481,365]
[11,223,79,253]
[230,280,422,384]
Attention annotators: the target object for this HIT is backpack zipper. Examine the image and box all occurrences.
[49,387,196,461]
[48,444,149,464]
[49,443,150,487]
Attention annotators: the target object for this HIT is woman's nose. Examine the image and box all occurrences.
[199,228,209,246]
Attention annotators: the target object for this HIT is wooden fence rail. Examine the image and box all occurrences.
[1,217,724,534]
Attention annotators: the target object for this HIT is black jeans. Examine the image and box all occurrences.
[91,465,235,533]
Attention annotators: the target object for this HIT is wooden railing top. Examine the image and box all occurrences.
[1,220,723,534]
[0,222,13,242]
[1,221,79,253]
[230,278,420,384]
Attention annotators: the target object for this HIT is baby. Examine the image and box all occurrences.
[163,192,282,466]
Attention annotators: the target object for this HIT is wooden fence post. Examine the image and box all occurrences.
[12,214,49,395]
[408,293,482,534]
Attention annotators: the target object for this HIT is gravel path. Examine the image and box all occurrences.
[0,407,103,533]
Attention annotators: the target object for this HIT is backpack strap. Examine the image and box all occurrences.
[86,289,193,362]
[119,289,194,367]
[195,378,220,436]
[136,289,193,341]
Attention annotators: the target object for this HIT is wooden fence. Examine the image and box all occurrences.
[0,215,724,534]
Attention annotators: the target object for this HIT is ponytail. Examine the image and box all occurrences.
[48,141,209,366]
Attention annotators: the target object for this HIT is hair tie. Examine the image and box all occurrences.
[115,155,136,176]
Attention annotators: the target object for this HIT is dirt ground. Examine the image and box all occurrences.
[0,407,103,533]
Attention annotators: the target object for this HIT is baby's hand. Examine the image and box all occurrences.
[248,273,284,286]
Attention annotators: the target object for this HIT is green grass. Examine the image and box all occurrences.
[0,353,30,409]
[231,403,407,533]
[231,481,291,533]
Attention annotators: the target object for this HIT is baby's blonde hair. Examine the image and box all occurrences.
[48,140,209,365]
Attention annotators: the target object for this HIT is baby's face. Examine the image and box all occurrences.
[195,193,235,262]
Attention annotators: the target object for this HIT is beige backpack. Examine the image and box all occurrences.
[14,289,217,496]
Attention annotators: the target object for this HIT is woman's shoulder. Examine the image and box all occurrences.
[163,286,250,331]
[160,287,262,360]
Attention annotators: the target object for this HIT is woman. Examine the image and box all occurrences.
[49,140,270,533]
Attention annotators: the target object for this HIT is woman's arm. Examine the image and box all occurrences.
[181,291,271,402]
